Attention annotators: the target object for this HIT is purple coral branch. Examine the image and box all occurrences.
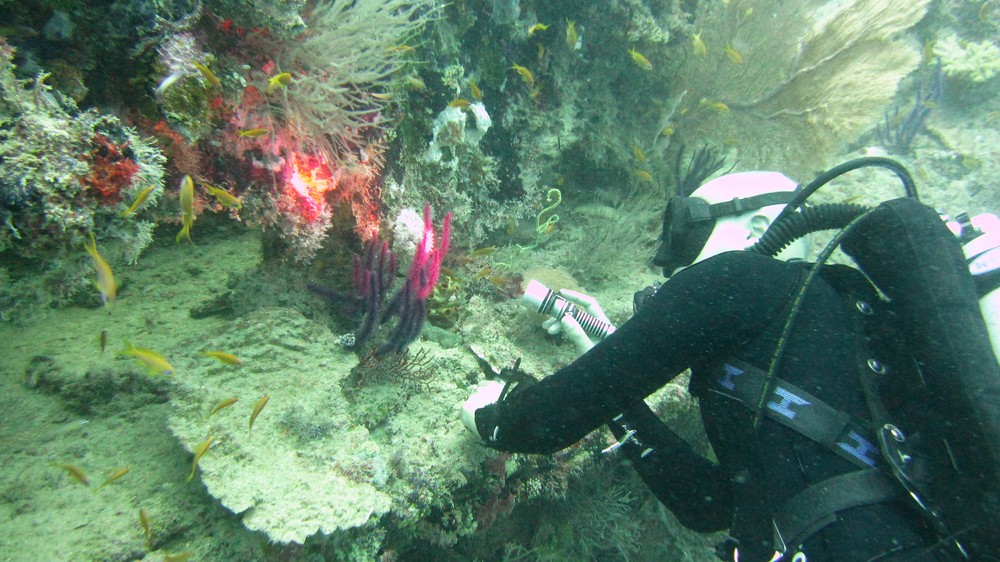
[352,203,451,356]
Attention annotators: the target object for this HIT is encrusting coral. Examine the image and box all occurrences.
[0,38,165,319]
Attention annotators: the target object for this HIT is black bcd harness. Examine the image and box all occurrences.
[711,199,1000,561]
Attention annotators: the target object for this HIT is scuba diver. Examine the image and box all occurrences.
[461,158,1000,561]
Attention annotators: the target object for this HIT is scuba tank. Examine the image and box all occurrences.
[750,157,1000,557]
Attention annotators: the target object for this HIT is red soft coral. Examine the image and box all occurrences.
[80,133,139,203]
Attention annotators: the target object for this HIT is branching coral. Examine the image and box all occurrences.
[265,0,440,167]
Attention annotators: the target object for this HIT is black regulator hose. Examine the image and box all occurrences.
[750,203,871,257]
[751,157,919,257]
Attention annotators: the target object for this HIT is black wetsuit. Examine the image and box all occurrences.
[475,251,944,562]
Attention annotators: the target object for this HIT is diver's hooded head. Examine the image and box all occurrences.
[653,171,810,276]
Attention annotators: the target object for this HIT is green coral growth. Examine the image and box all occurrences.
[0,38,165,321]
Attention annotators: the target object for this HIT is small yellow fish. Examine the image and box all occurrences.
[371,92,393,100]
[185,435,214,483]
[53,462,90,486]
[139,508,153,549]
[404,75,426,91]
[249,393,270,434]
[237,128,270,138]
[566,19,578,51]
[448,98,472,108]
[119,185,155,217]
[692,32,707,57]
[469,78,482,101]
[628,49,652,71]
[510,63,534,88]
[84,232,116,305]
[176,175,194,244]
[119,339,175,376]
[723,44,744,65]
[634,169,654,182]
[708,101,729,113]
[469,246,496,257]
[527,22,549,37]
[632,143,647,163]
[202,350,242,366]
[202,183,242,209]
[536,43,545,60]
[386,44,416,54]
[192,62,221,88]
[266,72,292,93]
[95,467,130,491]
[206,397,239,419]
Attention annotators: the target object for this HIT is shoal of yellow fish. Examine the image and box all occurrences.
[84,232,116,305]
[118,339,175,376]
[176,174,195,244]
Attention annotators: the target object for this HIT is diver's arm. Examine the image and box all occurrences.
[611,402,733,532]
[477,251,804,454]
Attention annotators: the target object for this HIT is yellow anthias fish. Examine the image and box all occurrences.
[527,22,548,37]
[566,19,578,51]
[119,185,155,218]
[192,62,221,88]
[201,350,242,366]
[237,128,270,138]
[249,393,270,434]
[692,32,707,56]
[84,232,116,305]
[631,143,647,163]
[628,49,652,71]
[510,63,534,88]
[266,72,292,93]
[469,78,482,101]
[185,435,214,483]
[139,508,152,549]
[95,467,130,491]
[723,44,744,65]
[176,175,195,244]
[202,183,242,209]
[206,397,239,419]
[448,98,472,108]
[118,339,175,376]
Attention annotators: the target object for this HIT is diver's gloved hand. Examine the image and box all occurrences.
[541,289,614,355]
[461,381,504,435]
